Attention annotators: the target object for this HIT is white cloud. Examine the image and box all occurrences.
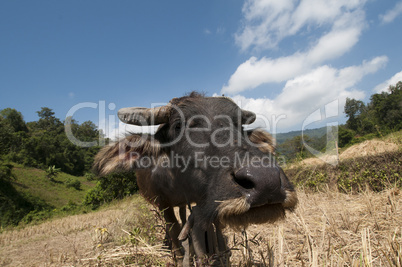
[229,57,387,132]
[204,28,212,35]
[224,0,369,95]
[222,11,364,94]
[235,0,295,51]
[373,71,402,93]
[379,1,402,24]
[306,11,364,63]
[235,0,366,51]
[216,26,226,35]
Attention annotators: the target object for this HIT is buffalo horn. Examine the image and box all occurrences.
[118,106,170,125]
[241,109,256,124]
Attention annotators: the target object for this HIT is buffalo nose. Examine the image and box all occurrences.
[234,166,286,207]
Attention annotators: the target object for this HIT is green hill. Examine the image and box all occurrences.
[11,164,95,208]
[0,163,96,228]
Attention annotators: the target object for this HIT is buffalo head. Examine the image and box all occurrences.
[93,92,297,260]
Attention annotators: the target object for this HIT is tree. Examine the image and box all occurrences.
[76,121,100,142]
[37,107,55,119]
[46,165,60,181]
[34,107,63,132]
[371,81,402,131]
[83,172,138,209]
[341,81,401,142]
[344,98,365,131]
[338,126,355,147]
[0,117,14,155]
[0,108,28,132]
[0,157,15,181]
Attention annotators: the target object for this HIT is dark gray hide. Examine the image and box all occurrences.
[93,92,298,264]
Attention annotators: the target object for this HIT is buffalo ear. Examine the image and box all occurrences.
[247,129,276,154]
[93,134,161,176]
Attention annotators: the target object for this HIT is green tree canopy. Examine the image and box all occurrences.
[341,81,402,146]
[344,98,365,131]
[0,107,102,176]
[0,108,28,132]
[371,81,402,131]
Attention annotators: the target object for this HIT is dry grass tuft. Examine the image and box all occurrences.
[341,140,399,160]
[0,195,172,266]
[226,187,402,266]
[291,137,401,169]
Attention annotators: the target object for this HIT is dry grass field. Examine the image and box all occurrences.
[0,136,401,266]
[0,186,400,266]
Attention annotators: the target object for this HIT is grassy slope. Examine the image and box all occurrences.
[0,195,168,266]
[11,164,96,208]
[286,130,401,192]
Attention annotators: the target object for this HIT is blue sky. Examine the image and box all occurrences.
[1,0,401,136]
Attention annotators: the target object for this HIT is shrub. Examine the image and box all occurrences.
[0,161,14,181]
[65,178,81,190]
[22,209,52,224]
[84,172,96,181]
[83,171,138,209]
[83,184,104,209]
[46,165,60,181]
[60,200,78,212]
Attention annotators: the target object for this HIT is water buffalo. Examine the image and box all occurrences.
[93,92,297,264]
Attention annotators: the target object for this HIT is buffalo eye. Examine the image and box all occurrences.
[170,121,184,135]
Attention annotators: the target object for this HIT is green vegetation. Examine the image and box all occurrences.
[0,107,102,176]
[288,150,401,192]
[0,162,96,227]
[0,106,139,228]
[45,165,61,181]
[338,81,401,144]
[345,82,402,134]
[276,132,330,160]
[84,172,138,209]
[11,164,94,207]
[0,161,139,228]
[275,127,328,144]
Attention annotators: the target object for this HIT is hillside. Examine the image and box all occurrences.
[0,164,96,227]
[11,164,95,208]
[290,130,401,168]
[286,131,401,193]
[275,126,327,144]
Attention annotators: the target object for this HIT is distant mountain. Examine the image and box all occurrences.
[274,126,328,144]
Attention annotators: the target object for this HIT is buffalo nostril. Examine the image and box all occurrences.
[233,170,255,190]
[233,167,285,207]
